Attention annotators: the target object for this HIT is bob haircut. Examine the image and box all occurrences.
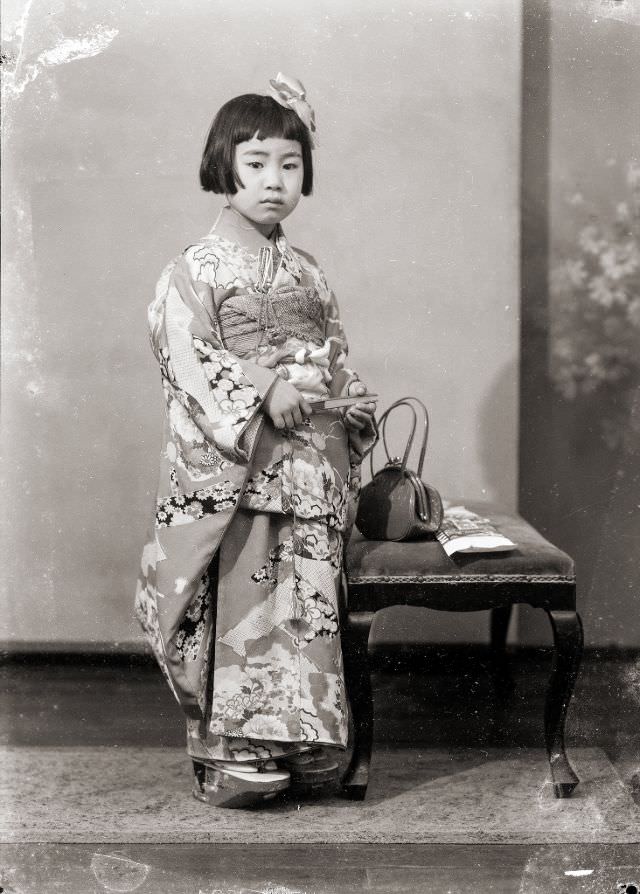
[200,94,313,196]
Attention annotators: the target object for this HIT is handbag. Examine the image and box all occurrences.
[355,397,444,541]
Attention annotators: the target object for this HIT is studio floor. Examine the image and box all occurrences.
[1,646,639,893]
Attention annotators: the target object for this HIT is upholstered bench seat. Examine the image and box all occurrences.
[346,504,575,610]
[341,502,583,800]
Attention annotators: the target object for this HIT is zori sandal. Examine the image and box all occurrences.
[192,758,290,808]
[278,746,339,797]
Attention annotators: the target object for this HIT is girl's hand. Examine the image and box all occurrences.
[344,383,377,431]
[263,378,312,430]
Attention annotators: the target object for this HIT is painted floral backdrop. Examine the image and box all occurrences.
[551,161,640,449]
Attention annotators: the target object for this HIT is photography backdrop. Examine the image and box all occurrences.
[1,0,522,647]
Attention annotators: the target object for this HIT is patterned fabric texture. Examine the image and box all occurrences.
[135,225,376,758]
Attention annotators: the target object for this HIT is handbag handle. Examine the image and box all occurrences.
[369,397,430,479]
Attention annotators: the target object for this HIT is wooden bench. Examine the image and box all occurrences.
[340,502,583,800]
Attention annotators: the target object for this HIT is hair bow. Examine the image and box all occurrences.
[268,73,317,147]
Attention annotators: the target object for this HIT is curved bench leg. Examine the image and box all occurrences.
[544,608,583,798]
[340,610,375,801]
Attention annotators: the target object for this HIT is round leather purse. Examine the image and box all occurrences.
[355,397,444,541]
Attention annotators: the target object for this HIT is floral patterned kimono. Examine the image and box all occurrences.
[135,223,376,764]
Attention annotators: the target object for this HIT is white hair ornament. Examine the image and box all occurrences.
[268,72,318,147]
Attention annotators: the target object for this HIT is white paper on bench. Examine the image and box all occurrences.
[437,505,516,556]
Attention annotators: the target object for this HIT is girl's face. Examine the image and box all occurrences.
[227,134,304,235]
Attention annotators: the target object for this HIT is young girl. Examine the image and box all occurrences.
[135,73,377,808]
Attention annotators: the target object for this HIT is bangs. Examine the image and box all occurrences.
[232,95,309,145]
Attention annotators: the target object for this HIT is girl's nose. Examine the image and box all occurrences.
[264,165,284,190]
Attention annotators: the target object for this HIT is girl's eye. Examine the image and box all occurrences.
[283,163,300,170]
[247,162,263,169]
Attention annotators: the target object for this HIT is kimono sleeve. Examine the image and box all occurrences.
[314,265,378,461]
[323,285,363,400]
[149,248,278,463]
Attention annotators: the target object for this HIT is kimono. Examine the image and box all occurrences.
[135,224,376,764]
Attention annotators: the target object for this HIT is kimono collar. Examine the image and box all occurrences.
[207,207,281,255]
[204,210,303,283]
